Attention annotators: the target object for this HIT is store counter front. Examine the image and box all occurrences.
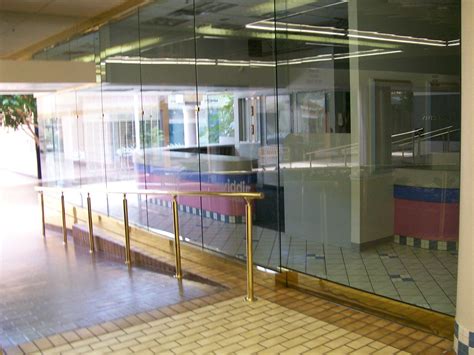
[133,148,256,223]
[394,167,459,248]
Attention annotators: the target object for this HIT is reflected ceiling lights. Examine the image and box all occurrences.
[448,39,461,46]
[246,20,346,37]
[105,57,275,67]
[246,20,459,48]
[284,49,403,65]
[347,29,446,47]
[105,49,403,68]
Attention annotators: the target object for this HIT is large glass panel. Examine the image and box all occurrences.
[37,95,63,183]
[274,0,460,315]
[97,13,147,226]
[194,0,280,269]
[74,32,109,216]
[137,1,201,242]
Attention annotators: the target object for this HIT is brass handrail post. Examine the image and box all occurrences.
[61,192,67,244]
[123,193,132,265]
[172,195,182,280]
[245,198,255,302]
[87,193,95,254]
[40,191,46,237]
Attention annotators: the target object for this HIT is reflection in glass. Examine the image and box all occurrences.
[33,0,460,316]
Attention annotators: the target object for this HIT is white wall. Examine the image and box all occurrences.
[0,126,38,177]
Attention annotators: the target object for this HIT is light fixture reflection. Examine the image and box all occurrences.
[246,19,459,48]
[347,29,446,47]
[105,48,403,68]
[246,21,346,37]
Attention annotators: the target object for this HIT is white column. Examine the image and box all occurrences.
[455,1,474,353]
[183,102,197,147]
[134,94,142,149]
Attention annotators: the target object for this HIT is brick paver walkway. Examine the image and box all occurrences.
[36,298,418,354]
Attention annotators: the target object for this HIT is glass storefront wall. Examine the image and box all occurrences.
[35,0,460,315]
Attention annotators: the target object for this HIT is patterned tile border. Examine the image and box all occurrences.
[148,198,244,224]
[394,235,459,252]
[454,321,474,354]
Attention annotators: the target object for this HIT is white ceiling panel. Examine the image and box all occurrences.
[0,0,130,58]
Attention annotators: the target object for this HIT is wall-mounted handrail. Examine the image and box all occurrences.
[35,186,264,302]
[393,126,459,157]
[305,143,358,167]
[391,128,424,139]
[418,125,454,138]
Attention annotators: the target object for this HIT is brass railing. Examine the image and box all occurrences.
[35,186,264,302]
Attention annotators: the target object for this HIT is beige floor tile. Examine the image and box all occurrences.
[129,340,159,352]
[36,296,451,355]
[280,344,310,355]
[149,340,180,353]
[347,337,373,349]
[217,334,245,347]
[109,339,139,351]
[326,345,356,354]
[325,328,349,340]
[217,343,244,353]
[239,335,266,348]
[257,344,287,354]
[368,341,386,350]
[350,347,376,355]
[235,344,265,354]
[191,342,222,354]
[282,335,311,349]
[324,337,351,350]
[372,346,399,354]
[259,335,288,348]
[197,334,226,346]
[171,341,202,353]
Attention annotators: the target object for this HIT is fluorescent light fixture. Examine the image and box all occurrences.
[106,57,215,66]
[283,53,333,65]
[286,0,348,18]
[281,49,402,65]
[246,19,457,48]
[347,29,446,47]
[246,20,346,37]
[447,39,460,47]
[105,56,277,68]
[104,48,403,69]
[334,49,402,60]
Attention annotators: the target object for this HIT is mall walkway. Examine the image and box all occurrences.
[0,171,219,350]
[1,170,454,354]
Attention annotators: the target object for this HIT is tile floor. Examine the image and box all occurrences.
[4,277,454,354]
[25,297,430,354]
[69,181,457,316]
[0,172,220,349]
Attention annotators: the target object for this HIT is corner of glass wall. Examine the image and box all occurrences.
[274,0,460,315]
